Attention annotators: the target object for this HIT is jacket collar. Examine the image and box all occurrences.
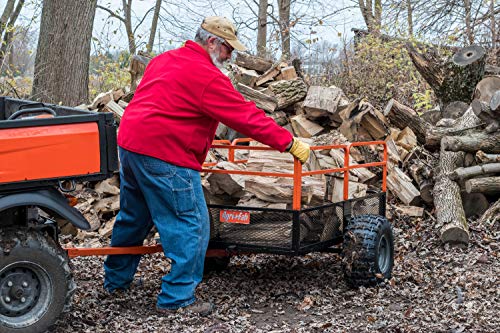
[185,40,213,64]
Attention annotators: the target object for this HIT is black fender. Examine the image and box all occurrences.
[0,187,90,230]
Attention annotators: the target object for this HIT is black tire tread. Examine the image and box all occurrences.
[341,214,394,288]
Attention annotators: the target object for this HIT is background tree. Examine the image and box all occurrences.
[256,0,268,57]
[358,0,382,34]
[31,0,97,105]
[0,0,25,67]
[146,0,162,54]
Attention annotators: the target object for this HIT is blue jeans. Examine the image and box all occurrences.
[104,147,210,309]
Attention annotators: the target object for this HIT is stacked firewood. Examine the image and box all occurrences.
[66,45,499,248]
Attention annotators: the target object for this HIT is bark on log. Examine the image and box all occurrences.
[408,161,434,204]
[267,79,308,110]
[476,151,500,163]
[465,176,500,194]
[435,150,469,245]
[449,163,500,181]
[383,99,427,144]
[406,44,486,105]
[442,132,500,154]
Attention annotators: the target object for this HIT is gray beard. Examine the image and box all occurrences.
[209,50,225,69]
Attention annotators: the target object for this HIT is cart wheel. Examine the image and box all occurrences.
[341,214,394,287]
[204,256,230,274]
[0,229,75,333]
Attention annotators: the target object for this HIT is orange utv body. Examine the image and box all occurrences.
[0,123,101,183]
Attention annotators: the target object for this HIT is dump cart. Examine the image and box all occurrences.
[0,97,394,332]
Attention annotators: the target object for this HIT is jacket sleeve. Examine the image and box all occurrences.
[200,75,293,152]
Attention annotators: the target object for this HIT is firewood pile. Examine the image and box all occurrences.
[63,44,500,249]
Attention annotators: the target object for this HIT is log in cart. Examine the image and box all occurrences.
[0,97,394,332]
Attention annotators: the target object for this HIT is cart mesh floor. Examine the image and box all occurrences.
[208,193,384,253]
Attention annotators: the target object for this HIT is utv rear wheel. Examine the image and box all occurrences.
[341,215,394,287]
[0,229,75,333]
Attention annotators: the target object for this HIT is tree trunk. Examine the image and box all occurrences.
[123,0,135,55]
[465,176,500,194]
[406,0,413,37]
[32,0,97,105]
[0,0,15,37]
[0,0,24,67]
[146,0,162,54]
[257,0,268,58]
[406,44,486,106]
[277,0,290,60]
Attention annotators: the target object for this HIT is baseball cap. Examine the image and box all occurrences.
[201,16,247,52]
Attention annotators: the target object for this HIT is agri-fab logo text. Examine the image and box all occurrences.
[219,210,250,224]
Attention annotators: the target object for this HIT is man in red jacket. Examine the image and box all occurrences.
[104,16,309,316]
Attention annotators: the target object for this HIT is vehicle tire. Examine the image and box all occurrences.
[0,228,75,333]
[341,214,394,287]
[204,256,230,275]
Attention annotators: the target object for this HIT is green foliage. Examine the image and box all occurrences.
[311,34,436,111]
[88,51,130,100]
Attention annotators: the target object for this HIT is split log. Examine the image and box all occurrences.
[442,132,500,154]
[396,127,417,152]
[393,205,424,217]
[206,162,246,197]
[341,102,389,141]
[449,163,500,181]
[277,66,297,80]
[234,67,259,87]
[90,91,113,110]
[290,114,324,138]
[94,196,120,215]
[236,83,278,113]
[267,79,308,110]
[95,178,120,196]
[255,62,286,86]
[383,99,427,144]
[103,100,125,121]
[435,150,469,245]
[129,52,152,91]
[387,167,420,205]
[406,44,486,105]
[329,177,367,203]
[303,86,345,121]
[476,151,500,163]
[235,52,273,73]
[329,149,376,183]
[465,176,500,194]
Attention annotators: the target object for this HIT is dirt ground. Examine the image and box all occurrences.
[52,215,499,333]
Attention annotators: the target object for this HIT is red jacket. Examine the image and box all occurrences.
[118,41,292,171]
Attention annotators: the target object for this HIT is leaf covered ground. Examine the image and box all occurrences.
[53,215,499,333]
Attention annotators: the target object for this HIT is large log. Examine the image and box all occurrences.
[406,44,486,106]
[465,176,500,194]
[442,132,500,154]
[435,150,469,245]
[473,76,500,103]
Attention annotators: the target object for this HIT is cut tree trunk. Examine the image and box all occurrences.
[406,44,486,106]
[465,176,500,194]
[442,132,500,154]
[449,163,500,181]
[435,150,469,245]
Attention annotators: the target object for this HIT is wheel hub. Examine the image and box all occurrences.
[0,268,41,317]
[377,234,390,274]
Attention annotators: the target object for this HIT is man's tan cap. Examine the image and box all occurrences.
[201,16,247,52]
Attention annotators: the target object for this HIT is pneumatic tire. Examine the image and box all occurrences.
[0,229,75,333]
[341,214,394,287]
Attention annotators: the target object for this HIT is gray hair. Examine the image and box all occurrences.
[195,27,225,46]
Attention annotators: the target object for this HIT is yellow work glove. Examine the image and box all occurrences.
[287,137,310,164]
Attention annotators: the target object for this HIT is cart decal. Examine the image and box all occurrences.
[220,210,250,224]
